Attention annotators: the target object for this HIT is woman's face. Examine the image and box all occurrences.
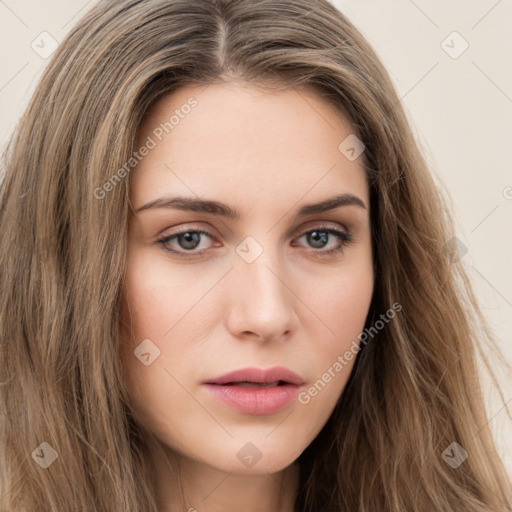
[119,81,373,475]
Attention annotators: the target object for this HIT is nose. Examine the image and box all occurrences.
[226,248,297,343]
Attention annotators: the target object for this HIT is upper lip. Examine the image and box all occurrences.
[203,366,305,386]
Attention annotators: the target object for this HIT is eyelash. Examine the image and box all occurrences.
[157,226,353,258]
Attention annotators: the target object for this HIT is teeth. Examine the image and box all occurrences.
[228,381,281,388]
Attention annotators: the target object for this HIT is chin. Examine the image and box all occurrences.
[203,437,305,475]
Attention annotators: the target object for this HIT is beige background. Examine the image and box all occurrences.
[1,0,511,476]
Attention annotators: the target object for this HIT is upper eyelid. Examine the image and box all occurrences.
[160,223,350,248]
[161,219,349,238]
[162,223,348,240]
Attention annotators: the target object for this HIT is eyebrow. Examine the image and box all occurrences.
[135,193,367,218]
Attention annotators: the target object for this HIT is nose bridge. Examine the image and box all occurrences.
[239,246,284,299]
[238,238,289,305]
[227,237,296,341]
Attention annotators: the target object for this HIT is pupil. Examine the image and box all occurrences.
[308,230,327,248]
[179,232,200,250]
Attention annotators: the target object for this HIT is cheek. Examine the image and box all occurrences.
[293,262,373,417]
[118,253,188,382]
[118,255,203,431]
[119,251,221,343]
[302,252,374,349]
[118,251,228,403]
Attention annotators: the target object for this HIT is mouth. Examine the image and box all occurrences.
[203,366,305,387]
[219,380,288,388]
[202,366,304,415]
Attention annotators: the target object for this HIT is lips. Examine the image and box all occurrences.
[203,366,305,387]
[202,366,305,415]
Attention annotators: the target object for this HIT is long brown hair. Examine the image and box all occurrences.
[1,0,510,510]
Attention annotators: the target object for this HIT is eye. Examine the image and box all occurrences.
[157,229,216,256]
[293,226,353,255]
[157,225,353,257]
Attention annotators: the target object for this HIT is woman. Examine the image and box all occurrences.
[0,0,510,510]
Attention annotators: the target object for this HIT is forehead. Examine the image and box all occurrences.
[131,81,368,214]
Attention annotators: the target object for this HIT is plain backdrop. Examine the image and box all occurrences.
[0,0,511,476]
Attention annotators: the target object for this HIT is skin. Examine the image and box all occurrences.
[119,80,374,512]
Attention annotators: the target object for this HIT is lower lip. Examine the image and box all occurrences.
[203,383,300,415]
